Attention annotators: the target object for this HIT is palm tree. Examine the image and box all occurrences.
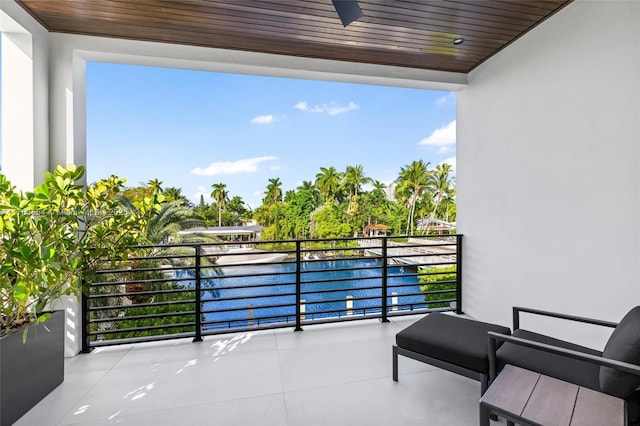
[297,180,315,192]
[284,190,296,203]
[344,164,372,215]
[297,180,321,208]
[388,203,408,236]
[263,177,283,205]
[143,203,201,244]
[147,178,163,194]
[371,180,387,200]
[227,196,247,214]
[164,187,188,205]
[344,164,371,198]
[395,160,431,235]
[315,166,342,205]
[116,197,201,245]
[426,163,454,225]
[365,180,389,222]
[438,188,457,223]
[210,182,228,227]
[227,195,249,225]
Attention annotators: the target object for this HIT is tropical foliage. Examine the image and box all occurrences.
[94,260,198,340]
[0,165,164,336]
[210,183,228,227]
[418,265,457,309]
[117,159,454,241]
[0,158,456,342]
[395,160,431,235]
[252,160,455,239]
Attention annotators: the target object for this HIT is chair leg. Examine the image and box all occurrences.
[479,404,491,426]
[392,345,399,381]
[480,374,488,395]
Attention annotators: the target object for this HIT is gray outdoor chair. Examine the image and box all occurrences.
[488,306,640,425]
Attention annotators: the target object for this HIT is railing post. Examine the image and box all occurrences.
[455,235,463,314]
[193,245,203,342]
[346,295,353,316]
[294,240,303,331]
[81,276,93,353]
[381,237,390,322]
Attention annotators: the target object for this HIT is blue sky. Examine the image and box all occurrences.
[86,62,456,208]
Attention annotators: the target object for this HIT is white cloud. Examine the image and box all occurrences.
[251,115,275,124]
[326,101,359,115]
[419,120,456,147]
[295,101,359,115]
[435,92,455,107]
[191,156,278,176]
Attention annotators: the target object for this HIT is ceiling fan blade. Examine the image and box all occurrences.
[332,0,364,27]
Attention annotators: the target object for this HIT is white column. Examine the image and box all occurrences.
[0,9,48,190]
[48,36,87,178]
[1,4,84,357]
[47,38,88,357]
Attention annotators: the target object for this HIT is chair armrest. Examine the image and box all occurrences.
[513,306,619,331]
[487,331,640,383]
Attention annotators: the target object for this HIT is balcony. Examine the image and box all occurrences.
[83,236,461,349]
[17,235,470,425]
[2,0,639,423]
[1,0,636,354]
[17,317,479,426]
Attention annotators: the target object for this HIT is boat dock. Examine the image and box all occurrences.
[359,238,457,267]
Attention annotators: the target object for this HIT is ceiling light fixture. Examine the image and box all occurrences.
[332,0,364,27]
[453,38,464,45]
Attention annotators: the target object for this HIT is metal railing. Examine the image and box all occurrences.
[81,234,462,351]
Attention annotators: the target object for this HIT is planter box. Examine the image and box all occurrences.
[0,310,65,426]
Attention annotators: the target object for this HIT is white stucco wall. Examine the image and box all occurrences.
[0,2,49,189]
[457,0,640,347]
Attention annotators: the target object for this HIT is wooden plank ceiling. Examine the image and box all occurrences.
[17,0,573,73]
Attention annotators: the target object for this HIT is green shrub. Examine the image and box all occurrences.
[0,165,164,337]
[101,287,197,340]
[418,265,457,309]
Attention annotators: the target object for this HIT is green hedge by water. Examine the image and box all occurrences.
[419,265,457,309]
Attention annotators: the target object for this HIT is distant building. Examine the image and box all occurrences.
[363,223,392,237]
[416,218,456,235]
[178,225,264,241]
[385,182,396,201]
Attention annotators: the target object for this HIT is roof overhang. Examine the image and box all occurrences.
[17,0,573,75]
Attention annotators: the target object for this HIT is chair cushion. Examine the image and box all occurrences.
[496,329,602,392]
[396,312,511,373]
[600,306,640,398]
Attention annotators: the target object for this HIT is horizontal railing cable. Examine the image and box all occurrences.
[81,234,462,351]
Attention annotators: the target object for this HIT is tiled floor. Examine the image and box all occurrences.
[16,316,482,425]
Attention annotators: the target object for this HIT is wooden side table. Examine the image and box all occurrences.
[479,364,626,426]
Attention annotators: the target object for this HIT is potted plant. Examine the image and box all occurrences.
[0,165,163,426]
